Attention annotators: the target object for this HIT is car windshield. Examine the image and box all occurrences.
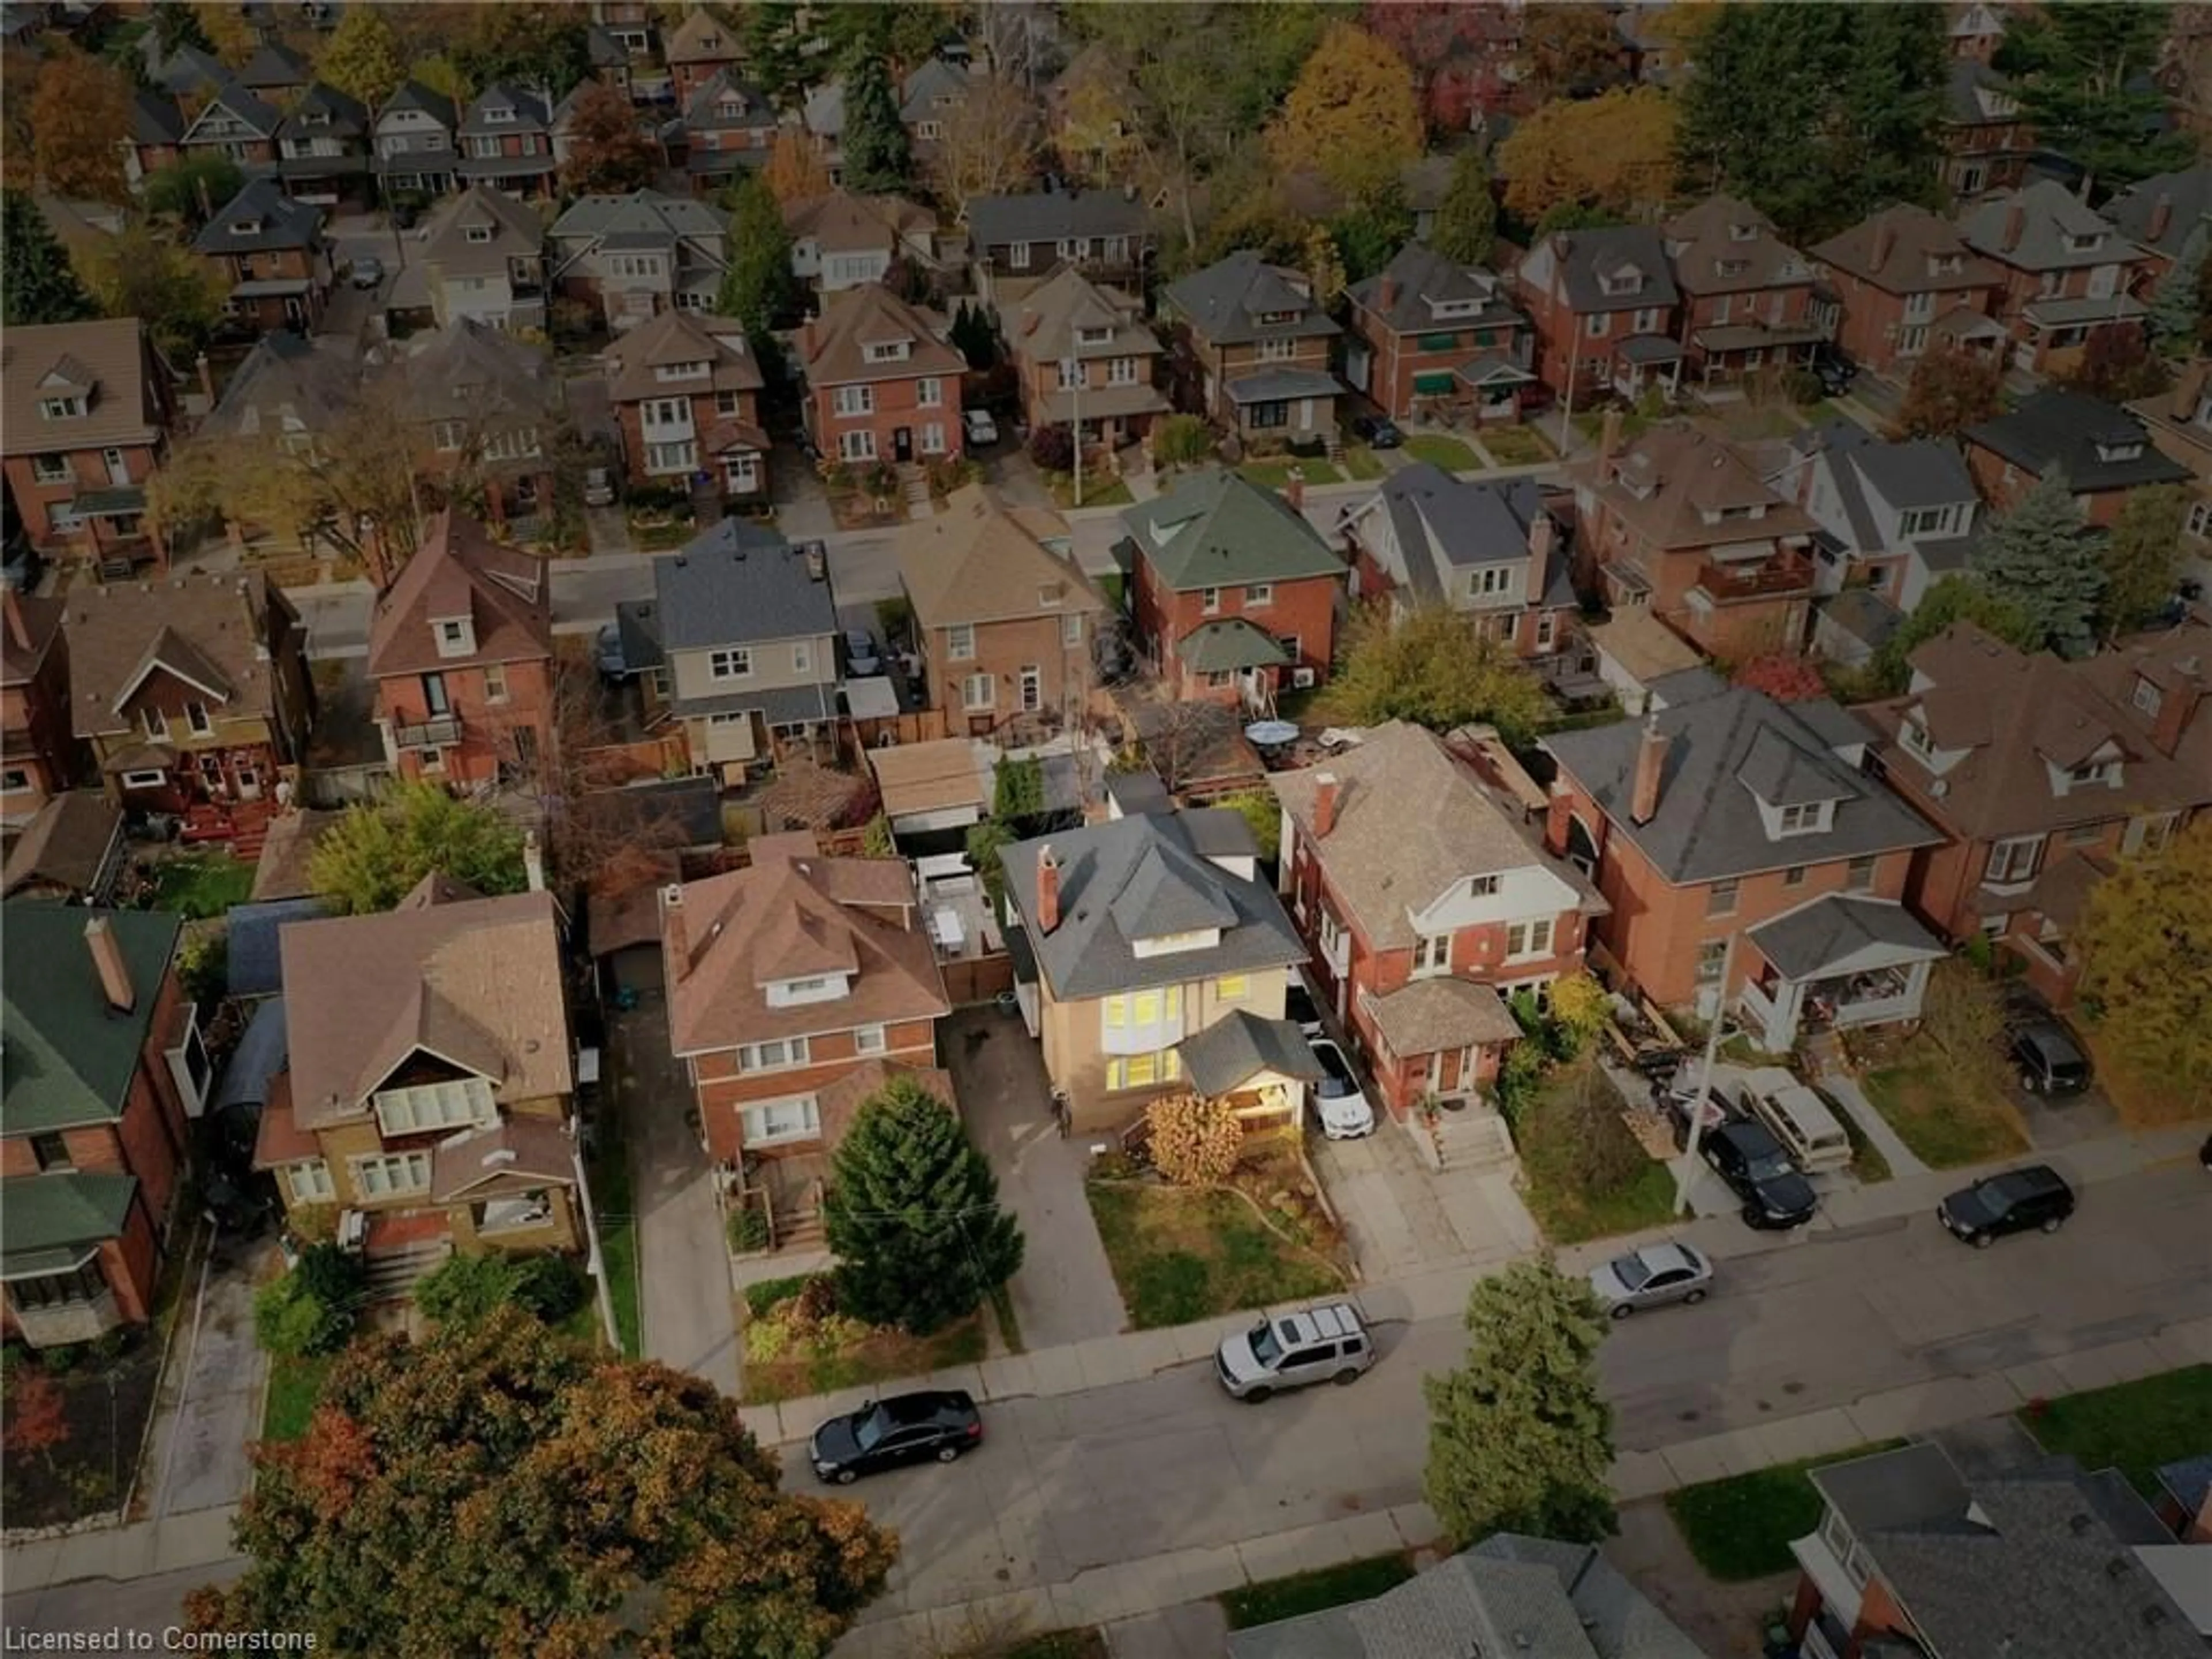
[1745,1149,1797,1182]
[1248,1323,1283,1368]
[1314,1044,1351,1085]
[1611,1253,1652,1291]
[853,1405,887,1452]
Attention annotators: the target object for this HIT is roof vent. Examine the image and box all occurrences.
[483,1147,518,1166]
[2105,1557,2130,1581]
[2068,1513,2094,1535]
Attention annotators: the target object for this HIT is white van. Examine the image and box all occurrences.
[1735,1067,1854,1175]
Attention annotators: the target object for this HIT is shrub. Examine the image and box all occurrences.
[414,1251,585,1325]
[1147,1093,1245,1185]
[1154,412,1213,468]
[1028,422,1075,472]
[728,1200,771,1253]
[1493,1042,1550,1131]
[253,1244,365,1358]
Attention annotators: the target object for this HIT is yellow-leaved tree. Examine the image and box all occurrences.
[1267,21,1423,208]
[1146,1094,1244,1186]
[1497,86,1678,225]
[2075,819,2212,1110]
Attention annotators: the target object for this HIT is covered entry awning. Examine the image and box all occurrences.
[1178,1011,1324,1099]
[1177,618,1291,673]
[1746,895,1946,982]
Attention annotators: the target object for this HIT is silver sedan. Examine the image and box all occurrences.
[1588,1241,1714,1319]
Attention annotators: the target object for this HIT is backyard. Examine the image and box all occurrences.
[0,1329,166,1529]
[738,1274,986,1406]
[1399,433,1481,473]
[1086,1179,1346,1331]
[1664,1441,1906,1581]
[2023,1366,2212,1498]
[144,852,256,921]
[1859,1050,2028,1168]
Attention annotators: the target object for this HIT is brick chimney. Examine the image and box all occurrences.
[1629,714,1670,826]
[660,884,687,978]
[2000,200,2026,252]
[3,588,29,653]
[1527,510,1555,571]
[2149,660,2206,758]
[1544,779,1574,857]
[1378,275,1399,315]
[1870,219,1897,272]
[1035,844,1061,933]
[84,915,134,1013]
[1598,408,1623,477]
[1312,771,1340,838]
[1285,465,1305,514]
[522,830,544,893]
[2147,192,2173,244]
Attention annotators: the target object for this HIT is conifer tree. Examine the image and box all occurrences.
[1972,471,2105,658]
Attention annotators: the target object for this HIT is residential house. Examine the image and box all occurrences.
[1340,464,1577,659]
[177,79,281,175]
[1961,388,2190,528]
[1516,224,1684,404]
[259,878,581,1275]
[412,183,547,332]
[236,39,310,105]
[548,188,729,329]
[274,82,372,210]
[1,906,201,1347]
[1544,688,1946,1047]
[1342,242,1534,424]
[998,805,1311,1129]
[1787,1441,2205,1659]
[899,58,971,158]
[124,89,186,191]
[624,520,840,784]
[2,793,125,905]
[664,6,744,103]
[1941,59,2036,200]
[373,80,459,200]
[1161,249,1343,442]
[583,22,633,94]
[896,484,1105,737]
[63,570,314,816]
[1958,180,2150,376]
[1585,609,1729,718]
[456,83,556,200]
[1572,419,1821,659]
[368,510,554,794]
[2129,362,2212,581]
[139,40,229,113]
[801,79,849,183]
[2105,160,2212,284]
[1949,0,2008,60]
[1855,620,2212,1008]
[0,318,174,559]
[965,188,1153,306]
[1005,265,1169,450]
[2,590,78,828]
[1775,418,1982,615]
[1662,195,1831,386]
[1271,723,1605,1118]
[1119,469,1344,706]
[785,190,941,296]
[394,320,567,529]
[671,70,778,196]
[590,1,659,61]
[1046,41,1142,184]
[1811,204,2008,377]
[602,307,768,502]
[194,176,334,336]
[660,832,952,1237]
[191,328,351,456]
[797,281,966,467]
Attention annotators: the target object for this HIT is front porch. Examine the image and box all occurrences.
[1357,977,1520,1118]
[1737,894,1947,1053]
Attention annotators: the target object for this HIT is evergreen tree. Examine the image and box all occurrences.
[1429,150,1497,266]
[1424,1259,1616,1547]
[717,171,792,339]
[742,1,813,105]
[949,300,998,369]
[2149,222,2209,358]
[2099,483,2186,641]
[841,54,912,195]
[1995,2,2195,191]
[1,190,96,326]
[1973,471,2105,658]
[825,1077,1024,1335]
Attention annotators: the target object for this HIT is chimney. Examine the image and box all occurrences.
[1284,465,1305,514]
[3,588,29,652]
[1312,771,1340,839]
[1035,844,1061,933]
[522,830,544,893]
[84,915,134,1013]
[1378,276,1399,314]
[660,884,687,978]
[1527,510,1555,572]
[1544,779,1574,857]
[1598,408,1623,476]
[2000,200,2025,252]
[2147,192,2173,244]
[1630,714,1670,826]
[1870,220,1897,272]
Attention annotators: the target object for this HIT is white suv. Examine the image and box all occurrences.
[1215,1302,1374,1401]
[961,408,998,448]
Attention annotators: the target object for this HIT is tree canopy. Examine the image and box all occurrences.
[315,4,407,108]
[718,171,794,352]
[1429,151,1498,267]
[2078,819,2212,1103]
[74,223,230,362]
[840,53,913,195]
[931,74,1039,221]
[1,191,96,327]
[1497,86,1676,226]
[1896,345,2002,439]
[1518,2,1628,100]
[2148,222,2210,358]
[1326,604,1553,745]
[185,1309,896,1658]
[142,154,247,232]
[1994,2,2196,192]
[1267,21,1425,209]
[2099,483,2187,641]
[1867,573,2041,695]
[450,3,593,105]
[308,783,528,914]
[762,130,834,207]
[1972,472,2106,659]
[29,52,132,204]
[557,79,662,196]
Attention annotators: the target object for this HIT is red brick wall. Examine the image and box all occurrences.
[616,388,766,492]
[1134,560,1339,704]
[690,1016,939,1161]
[3,445,162,547]
[806,372,964,467]
[1964,441,2132,528]
[1346,304,1529,422]
[928,612,1092,733]
[378,656,555,790]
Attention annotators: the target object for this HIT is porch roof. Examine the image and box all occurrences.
[1747,894,1945,982]
[1178,616,1291,672]
[1617,334,1685,364]
[0,1172,135,1274]
[1367,977,1520,1058]
[1178,1010,1324,1097]
[1455,351,1535,388]
[1223,368,1342,404]
[2021,849,2115,930]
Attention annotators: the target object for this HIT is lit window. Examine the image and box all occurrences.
[1214,974,1248,1001]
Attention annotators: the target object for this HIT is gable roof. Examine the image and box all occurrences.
[392,317,566,427]
[896,484,1103,629]
[1177,1011,1324,1096]
[198,330,354,442]
[420,183,544,273]
[603,307,762,403]
[1164,248,1339,346]
[236,39,310,90]
[1345,240,1519,334]
[664,6,741,64]
[1662,195,1813,294]
[1960,179,2129,271]
[800,281,964,385]
[2106,161,2212,262]
[0,319,165,457]
[194,175,324,254]
[899,58,971,125]
[681,67,777,131]
[367,509,551,679]
[130,86,187,146]
[459,81,550,135]
[1813,203,2003,293]
[2,904,181,1134]
[968,189,1147,248]
[377,79,457,128]
[1964,389,2191,493]
[1119,468,1343,590]
[550,187,728,253]
[1,793,123,903]
[1578,422,1818,553]
[783,189,937,256]
[1536,224,1682,312]
[1007,264,1155,364]
[654,518,836,650]
[183,78,282,140]
[144,40,229,100]
[1544,688,1941,884]
[278,82,370,152]
[1745,893,1945,979]
[1349,463,1554,607]
[63,571,297,741]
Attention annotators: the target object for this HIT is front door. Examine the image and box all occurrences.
[103,447,130,487]
[893,426,913,463]
[1018,666,1041,711]
[235,764,262,800]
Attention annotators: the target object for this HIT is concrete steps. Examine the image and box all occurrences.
[362,1240,452,1302]
[1430,1107,1518,1173]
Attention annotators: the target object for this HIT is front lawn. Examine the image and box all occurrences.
[1516,1060,1681,1244]
[1859,1056,2028,1169]
[145,853,255,920]
[1221,1552,1416,1629]
[1086,1181,1345,1330]
[1004,1633,1108,1659]
[739,1273,986,1405]
[1047,472,1135,509]
[1238,459,1343,489]
[0,1330,165,1527]
[260,1353,331,1444]
[2024,1366,2212,1498]
[1665,1441,1906,1581]
[1836,1097,1893,1184]
[1478,425,1555,465]
[1338,445,1387,480]
[627,517,695,551]
[1400,433,1480,473]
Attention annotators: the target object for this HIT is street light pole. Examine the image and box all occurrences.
[1672,931,1736,1219]
[1071,360,1083,508]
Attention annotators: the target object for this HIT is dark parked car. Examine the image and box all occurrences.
[2009,1018,2091,1095]
[1350,414,1403,448]
[1809,347,1857,396]
[1938,1164,2075,1247]
[809,1390,980,1484]
[1702,1120,1819,1230]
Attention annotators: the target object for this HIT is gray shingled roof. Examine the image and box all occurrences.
[131,88,185,146]
[1543,224,1682,312]
[194,176,323,255]
[550,188,727,249]
[225,896,334,999]
[1346,241,1520,334]
[899,58,970,125]
[459,82,550,136]
[1223,367,1342,403]
[1964,389,2191,493]
[1960,180,2128,271]
[1164,248,1340,347]
[1853,439,1976,514]
[968,189,1147,247]
[1362,463,1547,605]
[379,80,456,127]
[653,519,836,650]
[1745,893,1944,979]
[2105,161,2212,262]
[1542,688,1941,884]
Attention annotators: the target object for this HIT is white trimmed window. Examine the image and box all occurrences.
[350,1152,432,1198]
[917,377,943,408]
[1107,357,1138,386]
[947,623,976,660]
[1707,880,1739,918]
[1062,612,1084,646]
[1695,939,1727,984]
[30,455,70,483]
[838,429,877,461]
[375,1077,497,1135]
[962,672,994,710]
[1008,240,1031,270]
[1412,934,1450,976]
[1244,582,1273,608]
[920,422,946,455]
[833,384,876,417]
[1105,1049,1181,1090]
[737,1035,810,1073]
[710,647,751,680]
[483,661,509,704]
[792,641,813,675]
[1505,917,1554,960]
[741,1094,820,1146]
[1986,834,2043,884]
[285,1160,335,1203]
[120,768,166,789]
[854,1023,888,1055]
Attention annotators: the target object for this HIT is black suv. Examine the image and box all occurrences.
[1939,1164,2075,1247]
[2010,1018,2091,1094]
[1702,1119,1819,1230]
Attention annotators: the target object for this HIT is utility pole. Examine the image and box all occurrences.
[1071,357,1083,507]
[1672,931,1736,1219]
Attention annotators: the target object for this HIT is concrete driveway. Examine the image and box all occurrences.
[1309,1116,1539,1279]
[145,1235,272,1519]
[944,1007,1128,1347]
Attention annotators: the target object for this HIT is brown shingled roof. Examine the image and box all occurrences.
[63,571,300,742]
[1575,423,1818,555]
[366,509,551,680]
[783,190,937,257]
[603,307,763,405]
[799,282,964,387]
[1813,203,2005,295]
[1,319,166,457]
[896,484,1103,629]
[429,1115,577,1202]
[1663,195,1815,296]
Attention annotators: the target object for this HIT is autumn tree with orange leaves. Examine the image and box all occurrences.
[28,53,132,204]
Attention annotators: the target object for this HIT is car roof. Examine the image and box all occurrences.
[1277,1302,1363,1342]
[1635,1241,1703,1275]
[1718,1118,1784,1154]
[874,1389,968,1423]
[2019,1020,2085,1061]
[1990,1164,2069,1196]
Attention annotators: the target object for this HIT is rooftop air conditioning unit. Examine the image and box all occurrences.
[1291,666,1318,690]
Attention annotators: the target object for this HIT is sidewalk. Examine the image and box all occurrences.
[3,1506,240,1597]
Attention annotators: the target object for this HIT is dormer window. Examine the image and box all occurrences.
[2065,757,2118,788]
[464,223,493,244]
[1075,324,1114,346]
[2093,438,2143,463]
[1599,267,1643,296]
[1929,253,1961,275]
[717,97,741,119]
[1729,222,1758,243]
[1429,298,1480,320]
[1257,309,1300,326]
[39,396,86,419]
[1037,582,1063,608]
[434,615,477,657]
[699,32,720,49]
[1900,717,1936,760]
[2133,675,2164,717]
[862,338,912,363]
[484,107,515,124]
[764,973,850,1008]
[654,359,710,380]
[1716,258,1751,278]
[1776,801,1832,834]
[304,109,330,127]
[2065,232,2104,252]
[1468,874,1499,898]
[230,217,263,236]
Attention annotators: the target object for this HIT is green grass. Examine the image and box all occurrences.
[1525,1158,1679,1244]
[1860,1059,2029,1169]
[1085,1183,1344,1330]
[1400,433,1481,472]
[1476,425,1555,465]
[1002,1633,1108,1659]
[1047,472,1135,509]
[1097,570,1126,609]
[628,518,695,551]
[260,1354,331,1444]
[2024,1366,2212,1498]
[587,1127,642,1358]
[1221,1552,1416,1629]
[988,1282,1026,1354]
[1237,459,1343,489]
[740,1275,988,1404]
[1665,1441,1907,1581]
[146,853,255,920]
[744,1274,814,1319]
[1338,445,1387,480]
[1836,1097,1893,1184]
[1517,1062,1681,1244]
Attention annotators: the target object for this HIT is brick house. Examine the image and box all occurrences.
[1543,688,1945,1046]
[372,80,459,199]
[395,322,567,531]
[368,510,554,794]
[0,318,173,561]
[999,804,1310,1131]
[237,41,312,105]
[798,281,967,467]
[2128,364,2212,577]
[194,176,334,336]
[660,832,950,1240]
[1957,181,2150,376]
[259,879,581,1278]
[548,188,729,330]
[176,79,281,175]
[588,0,658,62]
[2,906,202,1348]
[1006,265,1169,450]
[1161,249,1343,441]
[275,82,373,211]
[64,570,314,816]
[1662,195,1831,387]
[1514,224,1684,405]
[2,590,78,828]
[785,190,942,296]
[899,58,972,160]
[1571,419,1821,660]
[1810,204,2008,377]
[896,484,1105,736]
[1271,722,1605,1119]
[1948,0,2006,61]
[664,6,744,102]
[602,307,768,502]
[125,88,185,190]
[1343,243,1534,425]
[413,183,546,332]
[673,70,778,197]
[1941,59,2036,200]
[2105,161,2211,285]
[1119,469,1344,706]
[1340,463,1578,657]
[1854,620,2212,1010]
[965,188,1154,306]
[456,83,556,200]
[1961,388,2191,528]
